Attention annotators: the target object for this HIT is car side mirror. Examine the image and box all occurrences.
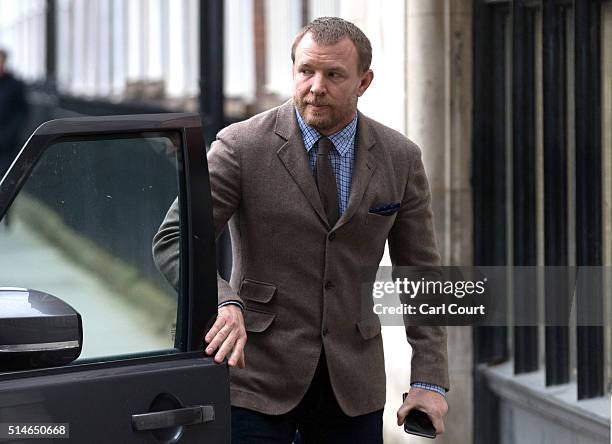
[0,288,82,371]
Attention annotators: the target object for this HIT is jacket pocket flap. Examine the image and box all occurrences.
[244,308,276,333]
[239,279,277,304]
[356,318,382,340]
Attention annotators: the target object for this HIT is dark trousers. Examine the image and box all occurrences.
[231,351,383,444]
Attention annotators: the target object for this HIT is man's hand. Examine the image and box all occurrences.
[204,305,247,368]
[397,387,448,435]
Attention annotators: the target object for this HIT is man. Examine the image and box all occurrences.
[0,49,28,178]
[154,17,448,443]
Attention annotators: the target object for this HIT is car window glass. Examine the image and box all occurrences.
[0,132,181,361]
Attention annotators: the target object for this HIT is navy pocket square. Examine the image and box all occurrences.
[368,202,401,216]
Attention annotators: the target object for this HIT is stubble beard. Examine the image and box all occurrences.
[295,95,357,134]
[294,96,332,131]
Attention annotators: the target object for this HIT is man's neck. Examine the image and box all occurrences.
[318,116,357,137]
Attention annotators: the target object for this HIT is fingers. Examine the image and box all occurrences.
[204,315,226,347]
[204,306,239,353]
[396,398,416,426]
[204,306,247,368]
[228,336,247,368]
[397,388,448,435]
[396,410,406,426]
[397,404,445,435]
[430,415,445,435]
[215,328,238,363]
[430,397,448,435]
[205,323,231,355]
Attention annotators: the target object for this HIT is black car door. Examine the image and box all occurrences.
[0,114,229,443]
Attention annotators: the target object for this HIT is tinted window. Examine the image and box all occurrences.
[0,132,181,361]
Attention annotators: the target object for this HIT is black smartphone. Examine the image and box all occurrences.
[402,393,437,439]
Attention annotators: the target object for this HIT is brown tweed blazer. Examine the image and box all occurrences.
[153,99,449,417]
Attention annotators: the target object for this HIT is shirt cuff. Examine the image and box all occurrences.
[218,300,245,311]
[411,382,447,397]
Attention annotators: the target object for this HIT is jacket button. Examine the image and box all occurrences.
[324,281,334,290]
[328,232,336,241]
[322,327,329,336]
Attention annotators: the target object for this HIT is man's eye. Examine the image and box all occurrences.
[301,69,313,75]
[328,72,341,79]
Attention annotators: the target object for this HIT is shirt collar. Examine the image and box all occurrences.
[295,108,358,157]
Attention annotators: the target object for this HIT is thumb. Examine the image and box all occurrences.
[397,397,416,426]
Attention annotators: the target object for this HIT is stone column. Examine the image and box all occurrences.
[405,1,473,443]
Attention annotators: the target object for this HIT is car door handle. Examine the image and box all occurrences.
[131,405,215,431]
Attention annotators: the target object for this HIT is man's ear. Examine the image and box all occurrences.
[357,69,374,97]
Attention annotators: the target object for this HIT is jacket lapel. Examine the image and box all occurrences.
[275,102,378,231]
[275,101,329,227]
[334,113,377,231]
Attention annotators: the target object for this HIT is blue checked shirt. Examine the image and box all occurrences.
[295,108,446,398]
[295,109,356,215]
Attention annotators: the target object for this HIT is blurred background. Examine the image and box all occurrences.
[0,0,610,443]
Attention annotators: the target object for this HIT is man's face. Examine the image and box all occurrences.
[0,56,5,75]
[293,33,373,135]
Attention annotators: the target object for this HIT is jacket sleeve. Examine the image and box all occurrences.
[152,133,244,307]
[152,197,181,290]
[387,142,450,391]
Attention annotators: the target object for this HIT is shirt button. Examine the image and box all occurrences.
[328,232,336,241]
[324,281,334,290]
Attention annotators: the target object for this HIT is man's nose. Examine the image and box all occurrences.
[310,72,327,95]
